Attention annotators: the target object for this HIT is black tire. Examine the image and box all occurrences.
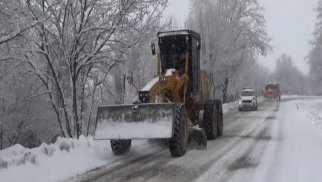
[215,100,223,137]
[202,101,218,140]
[169,104,188,157]
[110,139,131,155]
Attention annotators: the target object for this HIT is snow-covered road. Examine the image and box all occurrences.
[2,97,322,182]
[252,97,322,182]
[67,97,322,182]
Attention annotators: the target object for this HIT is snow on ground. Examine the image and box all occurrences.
[281,95,305,99]
[0,100,241,182]
[222,101,239,113]
[0,136,110,182]
[252,96,322,182]
[281,95,316,99]
[0,136,151,182]
[2,96,320,182]
[296,98,322,132]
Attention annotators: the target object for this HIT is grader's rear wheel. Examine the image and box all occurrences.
[169,104,188,157]
[215,100,223,137]
[203,101,218,140]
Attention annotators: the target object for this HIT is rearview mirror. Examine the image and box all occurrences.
[151,42,156,55]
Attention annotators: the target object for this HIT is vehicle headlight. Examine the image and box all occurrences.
[239,101,242,105]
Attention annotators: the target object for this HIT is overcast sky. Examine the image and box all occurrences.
[164,0,319,74]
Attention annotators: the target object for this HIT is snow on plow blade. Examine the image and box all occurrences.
[94,103,175,140]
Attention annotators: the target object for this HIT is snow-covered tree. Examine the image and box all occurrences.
[186,0,271,102]
[232,58,270,96]
[2,0,168,138]
[274,54,308,95]
[308,0,322,94]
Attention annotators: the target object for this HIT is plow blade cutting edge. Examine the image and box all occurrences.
[94,103,175,140]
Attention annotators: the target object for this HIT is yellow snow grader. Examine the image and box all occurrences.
[94,29,223,157]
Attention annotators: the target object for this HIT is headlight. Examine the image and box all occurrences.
[239,101,242,105]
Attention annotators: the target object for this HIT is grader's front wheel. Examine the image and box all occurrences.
[169,104,188,157]
[110,139,132,155]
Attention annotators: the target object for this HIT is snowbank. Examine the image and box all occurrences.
[0,136,115,182]
[281,95,316,99]
[293,98,322,132]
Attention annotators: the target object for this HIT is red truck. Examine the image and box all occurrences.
[263,82,281,101]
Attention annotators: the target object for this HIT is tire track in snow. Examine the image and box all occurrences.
[73,149,168,182]
[144,102,279,182]
[195,102,278,182]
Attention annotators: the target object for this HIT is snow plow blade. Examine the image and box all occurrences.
[94,103,175,140]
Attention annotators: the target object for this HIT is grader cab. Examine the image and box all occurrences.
[94,29,223,157]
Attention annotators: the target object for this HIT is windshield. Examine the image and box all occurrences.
[159,35,188,75]
[160,52,185,75]
[265,84,278,90]
[241,90,255,96]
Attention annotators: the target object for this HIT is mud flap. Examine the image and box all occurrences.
[94,103,175,140]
